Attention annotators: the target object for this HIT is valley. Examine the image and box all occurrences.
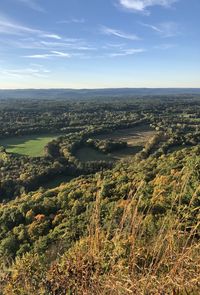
[0,95,199,294]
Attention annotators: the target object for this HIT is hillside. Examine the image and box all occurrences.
[0,146,199,294]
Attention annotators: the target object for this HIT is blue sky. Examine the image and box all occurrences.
[0,0,199,89]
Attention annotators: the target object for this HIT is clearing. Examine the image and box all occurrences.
[93,124,156,147]
[0,134,62,157]
[76,146,111,162]
[76,125,156,162]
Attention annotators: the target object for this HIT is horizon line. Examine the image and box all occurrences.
[1,87,200,91]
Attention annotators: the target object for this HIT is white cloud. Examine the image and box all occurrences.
[105,43,126,48]
[24,51,71,59]
[0,66,50,78]
[0,15,62,39]
[101,26,140,40]
[102,43,126,50]
[57,18,85,24]
[0,37,96,54]
[109,48,146,57]
[141,21,179,37]
[0,14,96,62]
[118,0,178,13]
[51,51,71,57]
[0,15,40,35]
[42,34,62,40]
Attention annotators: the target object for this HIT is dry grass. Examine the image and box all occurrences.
[93,125,156,147]
[84,178,199,294]
[1,172,199,295]
[41,174,199,294]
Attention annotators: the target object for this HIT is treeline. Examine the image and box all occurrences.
[86,138,127,153]
[0,98,144,138]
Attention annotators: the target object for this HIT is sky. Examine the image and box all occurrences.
[0,0,199,89]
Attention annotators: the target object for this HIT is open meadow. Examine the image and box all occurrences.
[0,134,61,157]
[93,124,156,146]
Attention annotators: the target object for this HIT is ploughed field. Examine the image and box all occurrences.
[0,134,62,157]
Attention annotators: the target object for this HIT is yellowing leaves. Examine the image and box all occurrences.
[152,175,170,187]
[35,214,46,222]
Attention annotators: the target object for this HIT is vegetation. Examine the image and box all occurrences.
[75,146,111,162]
[0,95,199,294]
[0,145,199,294]
[0,134,62,157]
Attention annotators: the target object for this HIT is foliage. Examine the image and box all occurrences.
[0,96,200,293]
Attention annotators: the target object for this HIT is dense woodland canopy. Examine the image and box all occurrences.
[0,95,199,294]
[1,95,200,200]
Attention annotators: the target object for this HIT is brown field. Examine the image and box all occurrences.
[93,124,156,147]
[76,125,157,162]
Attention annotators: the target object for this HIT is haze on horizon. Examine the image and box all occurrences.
[0,0,199,89]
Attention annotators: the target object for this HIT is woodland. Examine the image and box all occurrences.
[0,95,199,294]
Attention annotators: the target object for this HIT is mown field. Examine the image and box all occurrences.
[75,125,156,162]
[0,134,62,157]
[75,146,111,162]
[0,125,155,161]
[93,125,156,146]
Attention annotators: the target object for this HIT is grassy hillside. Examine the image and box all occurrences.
[0,146,199,294]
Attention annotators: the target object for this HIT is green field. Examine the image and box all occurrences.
[76,147,111,162]
[0,134,61,157]
[76,145,144,162]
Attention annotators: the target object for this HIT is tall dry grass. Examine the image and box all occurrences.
[1,172,200,294]
[41,173,199,294]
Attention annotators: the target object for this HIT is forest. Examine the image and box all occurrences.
[0,95,199,294]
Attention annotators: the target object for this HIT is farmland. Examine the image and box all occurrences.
[0,134,61,157]
[76,125,156,162]
[93,124,156,146]
[75,146,111,162]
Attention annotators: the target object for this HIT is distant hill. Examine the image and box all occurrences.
[0,88,200,99]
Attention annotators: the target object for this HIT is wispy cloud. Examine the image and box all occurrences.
[24,51,71,59]
[0,65,50,78]
[2,38,96,53]
[16,0,45,12]
[42,34,62,40]
[109,48,146,57]
[101,26,140,40]
[0,14,97,57]
[0,14,61,39]
[102,43,126,50]
[0,14,40,35]
[0,36,97,63]
[57,18,85,24]
[118,0,178,13]
[141,21,179,37]
[105,43,126,48]
[38,40,95,51]
[154,43,177,49]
